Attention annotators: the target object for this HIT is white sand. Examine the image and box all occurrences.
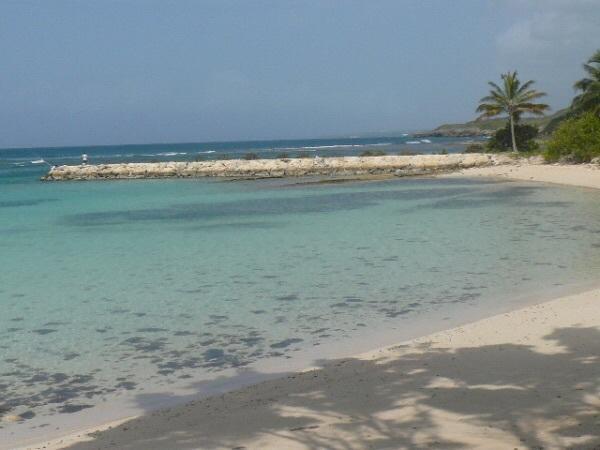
[18,162,600,450]
[445,161,600,189]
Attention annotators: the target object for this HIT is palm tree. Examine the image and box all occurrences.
[476,71,549,152]
[572,49,600,116]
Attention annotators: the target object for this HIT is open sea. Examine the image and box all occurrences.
[2,137,600,446]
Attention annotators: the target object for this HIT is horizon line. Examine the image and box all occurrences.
[0,131,422,152]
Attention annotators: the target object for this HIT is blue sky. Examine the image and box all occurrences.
[1,0,599,148]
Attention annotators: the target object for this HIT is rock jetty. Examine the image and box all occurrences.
[42,154,513,181]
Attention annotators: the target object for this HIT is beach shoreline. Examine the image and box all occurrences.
[8,161,600,450]
[8,278,596,450]
[442,160,600,189]
[16,283,600,450]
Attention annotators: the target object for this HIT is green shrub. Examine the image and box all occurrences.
[398,150,419,156]
[464,143,486,153]
[544,112,600,163]
[297,152,312,158]
[360,149,387,157]
[276,153,289,159]
[487,123,539,152]
[243,152,259,160]
[438,149,448,155]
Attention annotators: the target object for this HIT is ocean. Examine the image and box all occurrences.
[0,135,471,172]
[1,137,600,446]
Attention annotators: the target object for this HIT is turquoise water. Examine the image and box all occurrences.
[1,163,600,444]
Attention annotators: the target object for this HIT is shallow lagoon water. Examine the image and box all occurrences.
[1,172,600,444]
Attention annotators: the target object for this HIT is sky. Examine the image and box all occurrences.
[1,0,599,148]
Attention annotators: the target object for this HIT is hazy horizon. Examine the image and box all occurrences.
[1,0,599,148]
[0,130,436,152]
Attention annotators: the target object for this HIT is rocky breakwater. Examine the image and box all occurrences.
[42,153,513,181]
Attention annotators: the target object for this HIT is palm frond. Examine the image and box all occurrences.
[587,49,600,65]
[516,103,550,115]
[518,90,547,102]
[572,49,600,115]
[574,78,593,91]
[476,71,548,121]
[487,81,504,95]
[517,79,535,94]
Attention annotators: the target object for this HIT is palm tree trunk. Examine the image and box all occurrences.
[509,113,518,152]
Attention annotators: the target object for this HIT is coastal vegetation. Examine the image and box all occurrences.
[544,112,600,162]
[464,143,486,153]
[572,49,600,116]
[360,149,387,156]
[541,49,600,162]
[457,48,600,162]
[487,123,539,152]
[476,71,549,152]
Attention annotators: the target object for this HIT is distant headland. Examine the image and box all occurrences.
[411,108,569,138]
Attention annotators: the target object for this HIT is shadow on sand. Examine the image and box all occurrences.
[61,326,600,449]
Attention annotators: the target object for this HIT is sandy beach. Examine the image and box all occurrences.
[22,286,600,450]
[445,160,600,189]
[14,162,600,450]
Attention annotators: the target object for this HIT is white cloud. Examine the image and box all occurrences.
[494,0,600,107]
[497,1,599,58]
